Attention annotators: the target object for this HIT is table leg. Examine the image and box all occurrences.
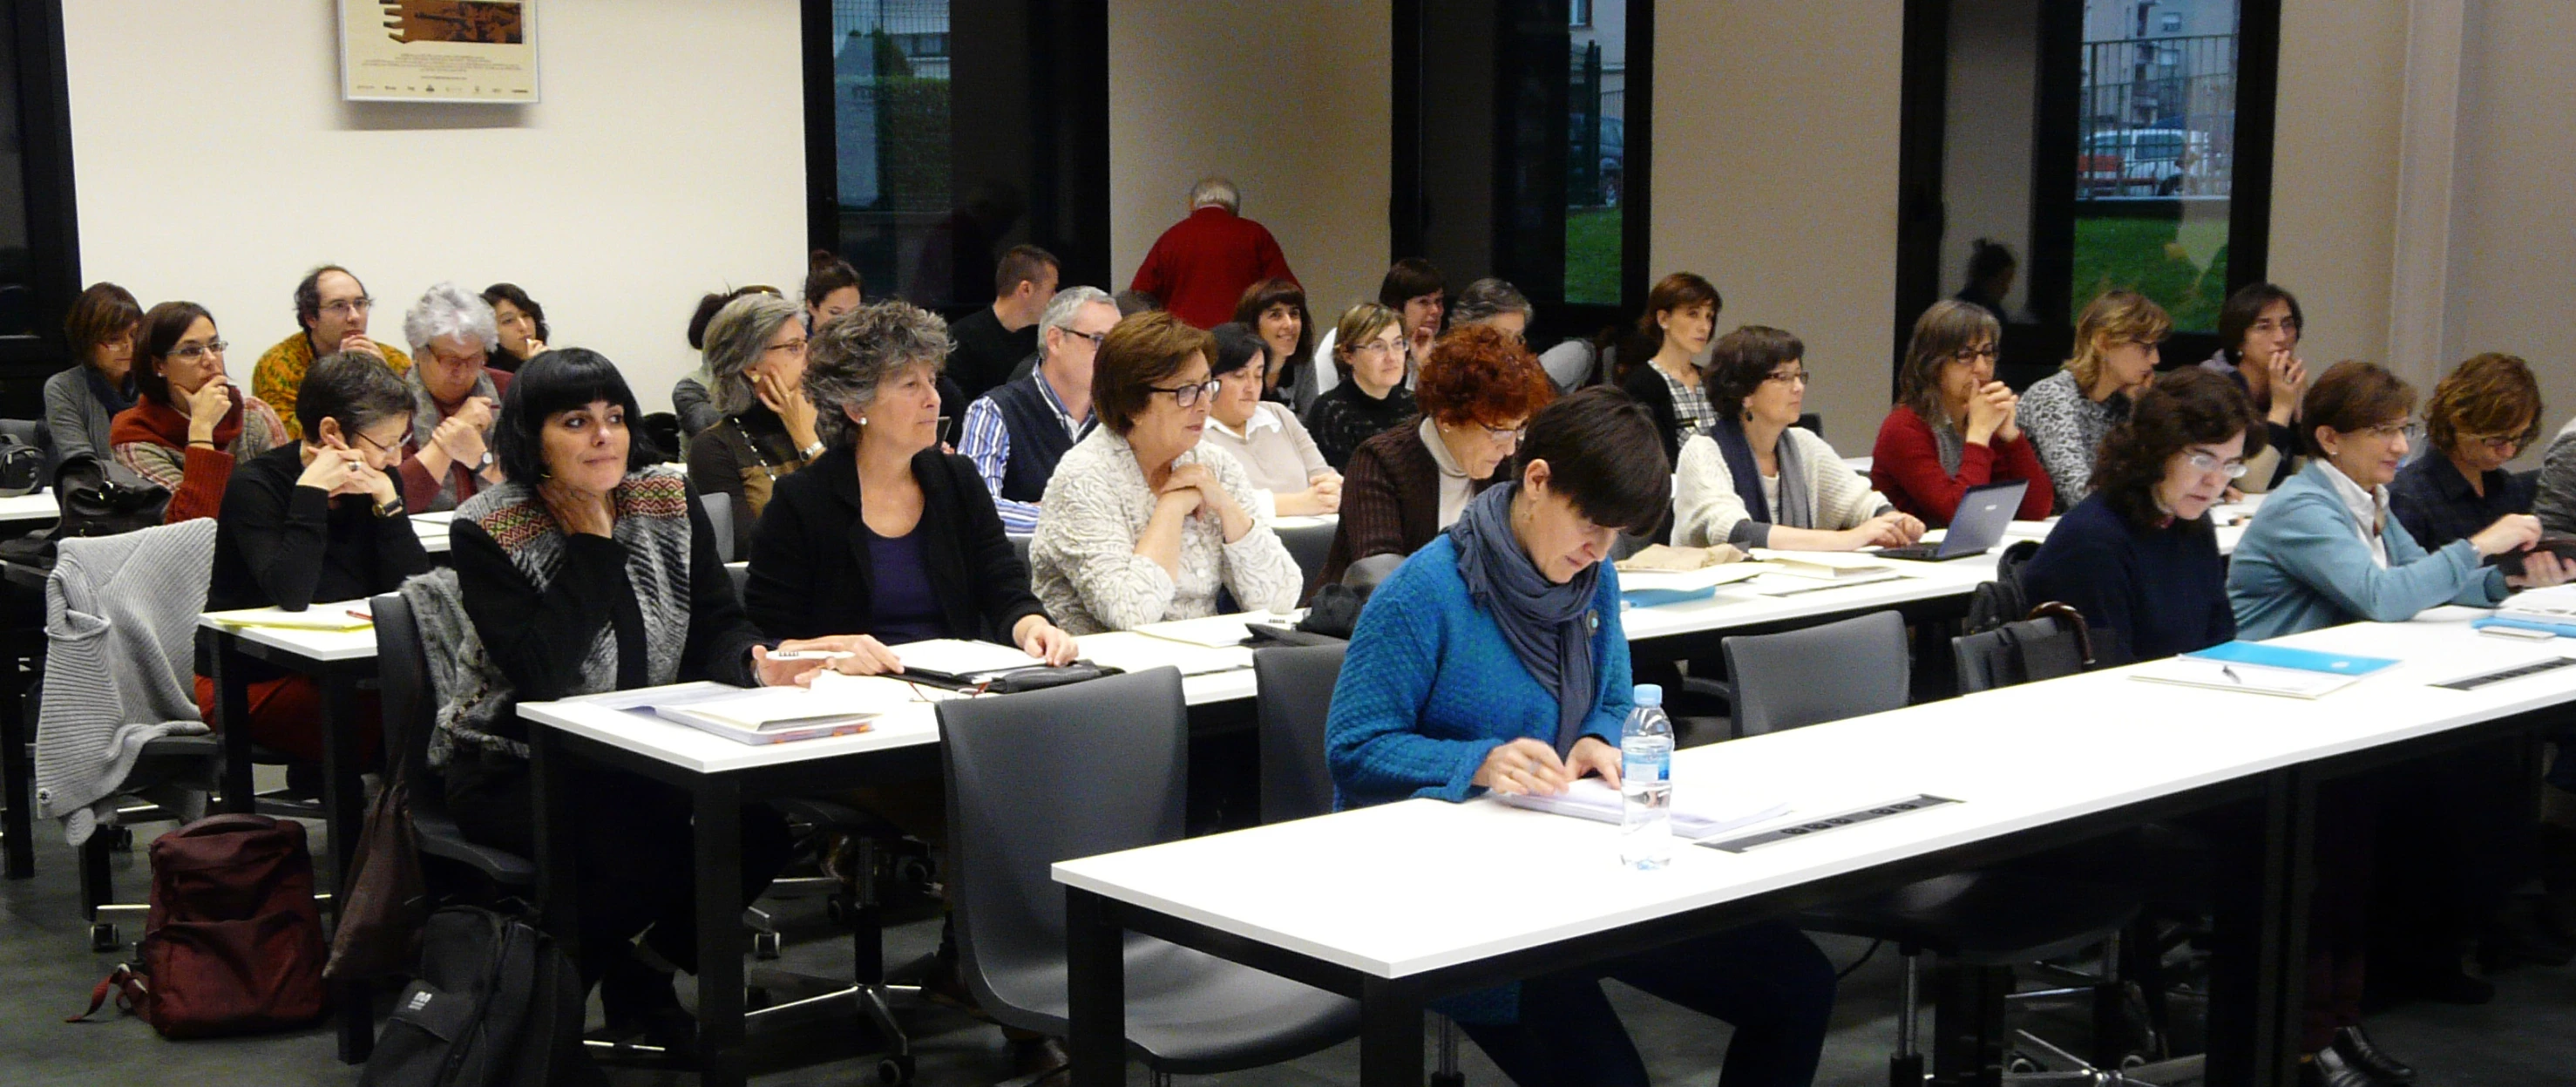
[1065,887,1127,1087]
[321,671,372,1063]
[694,777,748,1087]
[2,631,33,880]
[210,632,254,813]
[2206,771,2304,1087]
[1358,976,1426,1087]
[530,727,579,948]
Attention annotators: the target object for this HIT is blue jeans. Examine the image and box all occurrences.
[1456,920,1835,1087]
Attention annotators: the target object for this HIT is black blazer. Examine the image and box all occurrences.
[743,444,1047,645]
[1617,361,1691,465]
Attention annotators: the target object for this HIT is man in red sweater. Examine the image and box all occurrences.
[1129,177,1298,329]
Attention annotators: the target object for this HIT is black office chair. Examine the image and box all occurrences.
[938,667,1358,1084]
[372,592,534,894]
[1725,611,2153,1084]
[1009,533,1034,579]
[1952,603,2092,695]
[1251,643,1469,1085]
[1274,520,1337,594]
[700,492,736,564]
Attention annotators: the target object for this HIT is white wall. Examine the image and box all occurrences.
[2265,0,2406,379]
[2445,0,2576,439]
[1655,0,1908,443]
[1106,0,1390,329]
[1943,0,2038,321]
[64,0,807,412]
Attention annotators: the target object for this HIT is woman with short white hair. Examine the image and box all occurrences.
[397,282,510,511]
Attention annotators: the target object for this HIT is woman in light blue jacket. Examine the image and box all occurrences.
[2224,359,2566,1083]
[2228,361,2563,641]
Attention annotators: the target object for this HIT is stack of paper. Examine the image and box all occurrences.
[2128,657,2363,699]
[1747,549,1901,582]
[2500,584,2576,626]
[1075,631,1253,676]
[1134,612,1286,649]
[646,670,910,744]
[1500,778,1792,840]
[891,638,1047,682]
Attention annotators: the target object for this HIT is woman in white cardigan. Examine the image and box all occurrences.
[1030,313,1304,634]
[1672,327,1927,551]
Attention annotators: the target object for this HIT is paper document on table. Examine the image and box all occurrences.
[1133,611,1286,649]
[1500,778,1793,840]
[892,638,1044,677]
[2129,657,2362,699]
[1746,569,1902,595]
[2500,584,2576,624]
[1617,564,1766,594]
[644,671,918,744]
[206,606,372,632]
[1748,549,1899,581]
[1075,631,1254,676]
[410,511,458,527]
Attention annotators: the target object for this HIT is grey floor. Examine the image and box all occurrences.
[1,812,2566,1087]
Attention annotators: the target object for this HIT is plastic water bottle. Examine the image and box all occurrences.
[1620,683,1675,869]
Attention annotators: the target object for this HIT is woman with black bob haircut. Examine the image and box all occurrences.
[443,347,842,1050]
[1326,385,1834,1087]
[2019,367,2265,665]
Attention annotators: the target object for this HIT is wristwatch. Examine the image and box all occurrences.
[371,495,406,520]
[802,440,825,459]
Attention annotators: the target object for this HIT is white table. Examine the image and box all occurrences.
[195,603,383,1063]
[411,513,451,554]
[1054,612,2576,1086]
[0,490,56,524]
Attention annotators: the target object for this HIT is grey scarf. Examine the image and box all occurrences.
[404,365,500,508]
[1447,483,1601,755]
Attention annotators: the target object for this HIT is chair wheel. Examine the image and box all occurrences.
[825,893,851,927]
[109,826,133,853]
[753,930,782,961]
[88,922,119,952]
[893,855,933,888]
[2120,1052,2150,1070]
[2005,1052,2043,1074]
[876,1055,913,1085]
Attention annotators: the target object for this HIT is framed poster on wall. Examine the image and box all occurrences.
[338,0,539,104]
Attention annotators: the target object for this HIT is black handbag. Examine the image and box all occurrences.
[0,433,40,498]
[55,453,170,538]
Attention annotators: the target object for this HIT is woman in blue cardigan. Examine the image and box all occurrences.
[2228,360,2561,641]
[1326,387,1834,1087]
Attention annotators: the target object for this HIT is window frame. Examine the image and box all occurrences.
[0,0,85,418]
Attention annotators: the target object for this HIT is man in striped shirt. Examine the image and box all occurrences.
[958,286,1118,533]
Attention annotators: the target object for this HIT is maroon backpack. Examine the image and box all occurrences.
[71,813,329,1036]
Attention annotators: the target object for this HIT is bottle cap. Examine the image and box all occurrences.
[1633,683,1663,708]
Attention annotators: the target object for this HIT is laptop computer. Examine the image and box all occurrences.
[1876,479,2029,561]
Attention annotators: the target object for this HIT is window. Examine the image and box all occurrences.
[0,0,82,418]
[2073,0,2239,332]
[2162,13,2184,31]
[1397,0,1650,344]
[804,0,1108,313]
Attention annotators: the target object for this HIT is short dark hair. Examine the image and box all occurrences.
[2424,352,2544,459]
[295,264,358,330]
[1518,386,1670,536]
[1093,312,1216,435]
[804,249,863,309]
[492,348,649,486]
[134,301,216,409]
[480,282,550,343]
[1114,289,1163,317]
[65,282,142,366]
[1705,325,1807,419]
[2093,367,2266,530]
[1965,238,2017,283]
[1378,258,1445,308]
[295,350,414,440]
[1206,322,1265,378]
[2215,282,2303,363]
[1231,278,1311,358]
[688,285,781,350]
[1635,272,1723,355]
[2301,361,2415,457]
[994,244,1061,299]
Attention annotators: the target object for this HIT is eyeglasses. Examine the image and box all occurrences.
[350,428,411,454]
[172,339,227,361]
[1766,369,1812,386]
[2250,316,2301,336]
[1479,422,1526,446]
[2460,432,2525,452]
[1352,338,1405,357]
[1061,329,1108,350]
[1952,345,1998,363]
[764,337,809,356]
[2181,450,2248,479]
[2355,420,2420,442]
[320,297,373,317]
[1147,378,1224,408]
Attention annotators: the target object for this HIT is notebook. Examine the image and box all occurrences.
[2128,656,2365,699]
[644,671,907,744]
[2180,641,2398,676]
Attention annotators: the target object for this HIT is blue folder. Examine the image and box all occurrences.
[2471,616,2576,639]
[2181,640,2399,676]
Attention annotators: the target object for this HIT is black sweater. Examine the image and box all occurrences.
[2017,493,2234,665]
[1304,379,1418,472]
[209,445,436,682]
[744,445,1046,645]
[451,488,760,705]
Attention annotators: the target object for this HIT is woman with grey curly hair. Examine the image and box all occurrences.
[686,292,822,558]
[742,299,1076,676]
[397,282,510,511]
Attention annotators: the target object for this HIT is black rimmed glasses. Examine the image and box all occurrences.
[1148,379,1224,408]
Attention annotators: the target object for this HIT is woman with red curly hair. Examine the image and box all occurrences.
[1319,324,1555,585]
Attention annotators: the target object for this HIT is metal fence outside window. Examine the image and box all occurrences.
[2077,32,2236,200]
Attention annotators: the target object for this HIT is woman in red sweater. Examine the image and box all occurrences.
[1870,299,2053,525]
